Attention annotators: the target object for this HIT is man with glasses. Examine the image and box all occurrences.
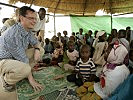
[0,6,43,93]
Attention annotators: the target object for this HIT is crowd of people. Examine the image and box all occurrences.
[42,26,133,99]
[0,5,133,100]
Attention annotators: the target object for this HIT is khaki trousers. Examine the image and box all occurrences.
[0,47,44,85]
[26,47,44,68]
[0,59,31,85]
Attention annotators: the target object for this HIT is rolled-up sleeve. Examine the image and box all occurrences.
[29,32,39,46]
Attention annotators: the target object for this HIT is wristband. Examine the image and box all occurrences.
[35,48,40,51]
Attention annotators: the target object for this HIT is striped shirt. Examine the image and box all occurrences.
[75,58,96,79]
[0,23,38,63]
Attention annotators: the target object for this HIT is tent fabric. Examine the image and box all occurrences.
[70,16,133,35]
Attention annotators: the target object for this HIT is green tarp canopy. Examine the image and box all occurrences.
[70,15,133,35]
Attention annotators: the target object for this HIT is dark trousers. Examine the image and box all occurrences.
[67,74,83,87]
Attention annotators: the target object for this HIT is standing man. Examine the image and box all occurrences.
[0,6,43,92]
[33,8,48,46]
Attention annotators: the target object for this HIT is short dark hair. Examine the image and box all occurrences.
[118,29,126,38]
[39,8,46,12]
[126,26,131,30]
[80,44,91,53]
[79,28,83,32]
[19,6,35,17]
[67,40,74,47]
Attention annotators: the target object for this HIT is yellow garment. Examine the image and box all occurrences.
[88,85,94,93]
[89,92,101,100]
[81,93,92,100]
[76,86,87,97]
[77,82,101,100]
[81,92,101,100]
[83,82,94,88]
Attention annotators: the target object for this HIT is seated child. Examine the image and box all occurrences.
[67,44,97,86]
[51,41,63,65]
[63,40,79,70]
[44,38,54,54]
[69,36,78,51]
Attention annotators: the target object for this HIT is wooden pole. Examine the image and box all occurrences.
[53,0,61,35]
[0,2,18,8]
[53,13,56,36]
[83,0,87,16]
[29,0,34,7]
[109,0,113,32]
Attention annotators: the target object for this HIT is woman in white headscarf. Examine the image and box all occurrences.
[94,41,130,99]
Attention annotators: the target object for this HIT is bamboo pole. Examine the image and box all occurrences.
[53,14,56,36]
[109,0,113,32]
[0,2,18,8]
[53,0,61,35]
[29,0,34,7]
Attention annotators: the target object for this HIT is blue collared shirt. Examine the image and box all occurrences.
[0,23,38,63]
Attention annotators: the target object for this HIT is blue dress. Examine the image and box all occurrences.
[109,74,133,100]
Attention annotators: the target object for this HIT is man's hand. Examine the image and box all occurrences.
[28,72,43,91]
[34,49,41,62]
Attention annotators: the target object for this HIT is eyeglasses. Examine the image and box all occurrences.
[23,16,37,21]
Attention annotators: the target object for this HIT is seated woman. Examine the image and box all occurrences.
[108,40,133,100]
[76,40,130,100]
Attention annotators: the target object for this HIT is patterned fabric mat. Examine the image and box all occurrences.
[16,67,77,100]
[44,88,80,100]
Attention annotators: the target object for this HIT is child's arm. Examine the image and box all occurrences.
[72,60,80,73]
[60,49,63,55]
[69,60,77,66]
[52,49,59,58]
[88,59,100,82]
[90,59,96,75]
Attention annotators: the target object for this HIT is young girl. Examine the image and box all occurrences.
[67,44,96,86]
[69,36,78,51]
[63,41,79,70]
